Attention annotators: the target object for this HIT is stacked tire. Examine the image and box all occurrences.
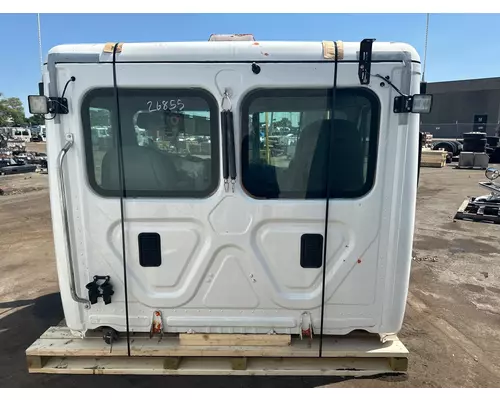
[486,136,500,148]
[432,140,462,156]
[485,136,500,163]
[463,132,487,153]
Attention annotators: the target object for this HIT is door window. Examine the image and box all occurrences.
[241,88,380,199]
[82,89,219,198]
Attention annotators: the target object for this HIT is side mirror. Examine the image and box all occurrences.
[393,94,433,114]
[411,94,433,114]
[485,167,499,181]
[28,95,69,115]
[28,95,49,115]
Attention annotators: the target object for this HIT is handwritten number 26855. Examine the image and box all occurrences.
[147,100,185,112]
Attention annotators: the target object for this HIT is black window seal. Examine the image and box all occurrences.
[81,87,220,199]
[239,87,381,200]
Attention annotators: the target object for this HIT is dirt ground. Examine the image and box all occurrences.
[1,165,500,388]
[25,142,47,154]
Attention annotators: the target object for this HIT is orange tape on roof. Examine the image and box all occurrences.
[103,43,123,53]
[322,41,344,60]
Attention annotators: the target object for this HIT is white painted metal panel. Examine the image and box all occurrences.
[44,41,420,338]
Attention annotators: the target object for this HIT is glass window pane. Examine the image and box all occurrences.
[82,89,219,198]
[241,89,379,199]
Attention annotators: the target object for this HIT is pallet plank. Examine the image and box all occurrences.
[230,357,247,370]
[26,334,407,358]
[28,356,403,376]
[457,198,469,214]
[179,333,291,347]
[163,357,181,370]
[420,162,446,168]
[26,355,47,369]
[389,357,408,372]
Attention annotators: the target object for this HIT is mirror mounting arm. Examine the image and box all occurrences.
[48,97,69,115]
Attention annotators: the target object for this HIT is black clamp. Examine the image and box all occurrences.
[358,38,376,85]
[85,275,114,305]
[86,280,100,304]
[393,95,413,113]
[48,97,69,114]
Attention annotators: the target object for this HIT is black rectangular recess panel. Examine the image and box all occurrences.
[300,234,324,268]
[138,233,162,267]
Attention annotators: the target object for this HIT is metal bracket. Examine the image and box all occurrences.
[48,97,69,114]
[393,95,413,113]
[150,310,164,340]
[358,38,376,85]
[299,311,313,341]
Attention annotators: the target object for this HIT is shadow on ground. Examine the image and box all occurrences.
[0,292,392,388]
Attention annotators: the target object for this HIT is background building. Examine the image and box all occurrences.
[420,77,500,139]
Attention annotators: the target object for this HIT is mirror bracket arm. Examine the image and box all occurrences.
[48,97,69,115]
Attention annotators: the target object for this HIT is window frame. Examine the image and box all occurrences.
[81,87,220,199]
[240,87,381,200]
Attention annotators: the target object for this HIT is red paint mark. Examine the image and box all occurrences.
[357,259,362,264]
[253,42,260,45]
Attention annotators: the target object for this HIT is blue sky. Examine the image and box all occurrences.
[1,13,499,115]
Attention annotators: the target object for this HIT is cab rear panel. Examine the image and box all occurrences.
[43,40,421,337]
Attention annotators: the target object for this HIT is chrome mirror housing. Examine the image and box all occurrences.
[485,167,500,182]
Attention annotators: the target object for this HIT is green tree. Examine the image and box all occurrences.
[27,114,45,126]
[0,93,27,126]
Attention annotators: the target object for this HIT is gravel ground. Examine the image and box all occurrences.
[1,164,500,387]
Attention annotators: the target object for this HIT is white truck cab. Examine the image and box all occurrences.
[28,36,431,342]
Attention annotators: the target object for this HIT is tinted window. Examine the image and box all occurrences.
[82,89,219,198]
[241,89,379,199]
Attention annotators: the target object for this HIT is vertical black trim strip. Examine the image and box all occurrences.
[418,131,423,187]
[319,41,339,357]
[227,111,237,184]
[112,43,131,357]
[221,111,229,182]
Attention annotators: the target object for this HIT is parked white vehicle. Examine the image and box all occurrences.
[11,128,32,142]
[40,125,47,141]
[28,36,432,342]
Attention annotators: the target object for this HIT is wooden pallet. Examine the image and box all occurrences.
[421,149,447,168]
[25,326,409,377]
[454,198,500,224]
[420,161,446,168]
